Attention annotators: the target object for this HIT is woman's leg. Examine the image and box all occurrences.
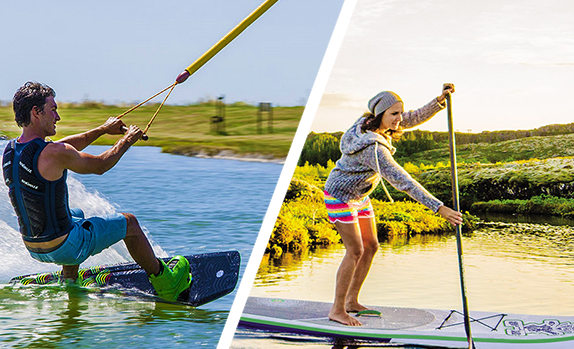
[329,221,365,326]
[346,215,379,312]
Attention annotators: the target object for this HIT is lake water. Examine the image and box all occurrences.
[0,142,282,348]
[232,218,574,348]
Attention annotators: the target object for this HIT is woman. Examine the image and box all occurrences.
[323,84,463,326]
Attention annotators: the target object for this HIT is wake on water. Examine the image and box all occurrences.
[0,141,167,282]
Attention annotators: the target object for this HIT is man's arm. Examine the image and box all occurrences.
[39,125,143,181]
[58,117,126,151]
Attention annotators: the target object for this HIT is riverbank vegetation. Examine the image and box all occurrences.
[268,123,574,256]
[472,195,574,218]
[299,126,574,166]
[268,175,479,257]
[0,101,303,160]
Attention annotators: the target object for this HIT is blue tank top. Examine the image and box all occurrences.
[2,138,73,244]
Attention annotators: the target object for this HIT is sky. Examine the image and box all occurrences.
[0,0,345,107]
[311,0,574,133]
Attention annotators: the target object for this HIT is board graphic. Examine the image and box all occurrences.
[11,251,240,307]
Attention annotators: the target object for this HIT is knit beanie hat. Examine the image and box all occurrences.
[368,91,403,116]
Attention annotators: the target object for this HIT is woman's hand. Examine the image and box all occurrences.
[437,205,463,226]
[437,83,455,104]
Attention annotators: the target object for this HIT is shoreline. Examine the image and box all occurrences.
[0,136,286,164]
[166,148,286,164]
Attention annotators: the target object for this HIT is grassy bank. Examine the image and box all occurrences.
[410,157,574,208]
[0,101,304,159]
[471,195,574,218]
[396,133,574,165]
[268,177,479,257]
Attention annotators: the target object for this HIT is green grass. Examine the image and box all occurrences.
[0,102,304,159]
[471,195,574,218]
[267,176,479,257]
[396,133,574,165]
[393,157,574,208]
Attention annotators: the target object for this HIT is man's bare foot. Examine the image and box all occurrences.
[345,300,370,313]
[329,308,362,326]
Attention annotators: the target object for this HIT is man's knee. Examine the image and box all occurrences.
[121,212,142,237]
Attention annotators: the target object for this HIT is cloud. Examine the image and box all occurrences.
[471,2,574,66]
[319,93,366,110]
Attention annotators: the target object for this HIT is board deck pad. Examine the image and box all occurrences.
[239,297,574,348]
[10,251,240,307]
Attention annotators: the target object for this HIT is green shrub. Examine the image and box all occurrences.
[471,195,574,218]
[268,176,482,255]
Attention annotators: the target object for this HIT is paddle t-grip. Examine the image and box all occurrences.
[120,126,148,141]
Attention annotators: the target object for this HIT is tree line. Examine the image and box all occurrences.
[298,122,574,166]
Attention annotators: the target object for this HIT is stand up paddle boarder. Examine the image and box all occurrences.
[2,81,190,301]
[323,84,463,326]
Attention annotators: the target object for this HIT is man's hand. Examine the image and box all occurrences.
[102,117,127,135]
[124,125,144,144]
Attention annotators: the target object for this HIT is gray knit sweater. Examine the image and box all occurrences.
[324,98,445,213]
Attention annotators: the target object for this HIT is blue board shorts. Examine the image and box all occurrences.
[28,209,127,265]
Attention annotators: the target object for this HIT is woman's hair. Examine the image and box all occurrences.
[13,81,56,127]
[360,111,403,140]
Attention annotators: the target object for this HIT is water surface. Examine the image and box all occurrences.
[0,143,282,348]
[233,220,574,348]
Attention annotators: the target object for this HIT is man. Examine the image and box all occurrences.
[2,81,190,301]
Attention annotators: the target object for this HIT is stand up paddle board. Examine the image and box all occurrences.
[10,251,240,307]
[239,297,574,348]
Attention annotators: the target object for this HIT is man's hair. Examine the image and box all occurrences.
[13,81,56,127]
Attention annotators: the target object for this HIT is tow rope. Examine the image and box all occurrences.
[115,0,279,140]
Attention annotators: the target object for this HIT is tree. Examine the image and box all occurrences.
[298,132,342,166]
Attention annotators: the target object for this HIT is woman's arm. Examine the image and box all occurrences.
[400,83,455,129]
[364,143,443,212]
[400,99,445,129]
[365,143,462,225]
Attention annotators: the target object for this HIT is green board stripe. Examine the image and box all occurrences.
[240,315,574,345]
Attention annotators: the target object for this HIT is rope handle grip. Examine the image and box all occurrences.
[120,126,149,141]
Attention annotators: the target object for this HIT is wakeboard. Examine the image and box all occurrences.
[10,251,240,307]
[239,297,574,348]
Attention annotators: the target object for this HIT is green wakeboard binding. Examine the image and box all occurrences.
[149,255,192,301]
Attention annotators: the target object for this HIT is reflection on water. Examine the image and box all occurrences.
[0,142,282,348]
[237,222,574,348]
[0,284,229,348]
[477,211,574,227]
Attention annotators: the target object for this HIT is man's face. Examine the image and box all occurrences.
[35,96,60,137]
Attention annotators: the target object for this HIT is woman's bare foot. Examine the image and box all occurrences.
[329,307,362,326]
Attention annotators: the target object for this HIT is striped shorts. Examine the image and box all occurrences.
[324,191,375,224]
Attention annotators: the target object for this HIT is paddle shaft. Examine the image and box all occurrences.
[446,93,475,349]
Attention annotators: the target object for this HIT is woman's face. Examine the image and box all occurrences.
[379,102,404,132]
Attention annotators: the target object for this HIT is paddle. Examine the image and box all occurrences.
[446,90,475,349]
